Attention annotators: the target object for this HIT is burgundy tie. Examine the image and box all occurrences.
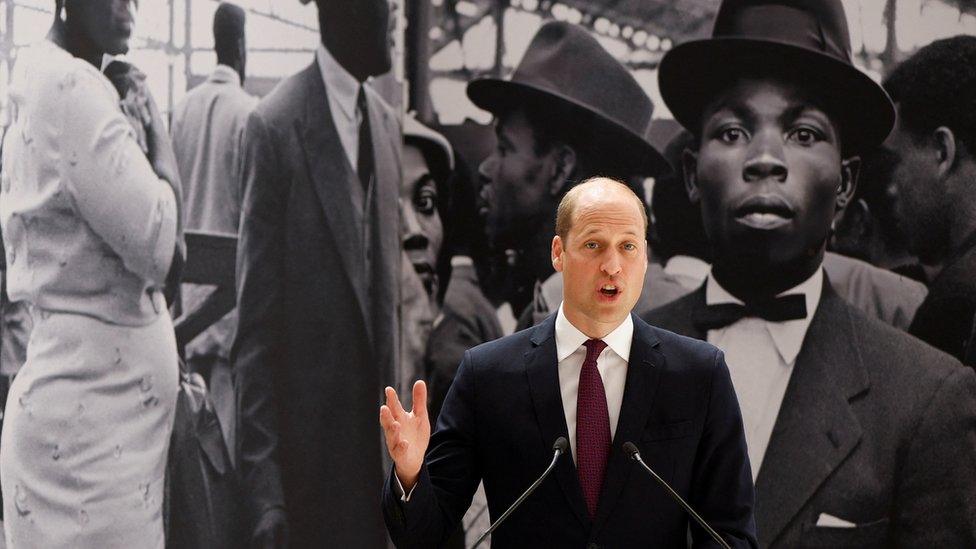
[577,338,610,518]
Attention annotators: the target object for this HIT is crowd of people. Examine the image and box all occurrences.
[0,0,974,547]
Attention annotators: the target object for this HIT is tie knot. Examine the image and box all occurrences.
[583,339,607,361]
[357,85,368,110]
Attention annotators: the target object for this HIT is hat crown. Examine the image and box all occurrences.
[712,0,853,64]
[657,0,895,154]
[508,22,654,139]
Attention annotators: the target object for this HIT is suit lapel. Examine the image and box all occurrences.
[296,64,371,339]
[592,315,663,536]
[524,315,591,529]
[755,282,869,545]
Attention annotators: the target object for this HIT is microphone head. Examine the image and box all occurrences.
[622,441,640,459]
[553,436,569,454]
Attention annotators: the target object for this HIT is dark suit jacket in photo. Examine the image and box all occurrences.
[909,242,976,366]
[644,278,976,548]
[383,313,758,548]
[425,262,504,422]
[233,62,400,547]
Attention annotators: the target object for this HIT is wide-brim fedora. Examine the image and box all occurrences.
[659,0,895,155]
[467,21,670,177]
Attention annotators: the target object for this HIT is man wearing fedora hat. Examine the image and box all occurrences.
[645,0,976,547]
[468,21,676,326]
[232,0,400,547]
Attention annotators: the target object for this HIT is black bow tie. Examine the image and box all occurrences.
[693,294,808,331]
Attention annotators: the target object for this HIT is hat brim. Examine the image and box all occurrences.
[659,38,895,155]
[467,79,671,177]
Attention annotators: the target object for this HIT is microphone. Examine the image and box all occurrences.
[470,437,569,549]
[623,442,732,549]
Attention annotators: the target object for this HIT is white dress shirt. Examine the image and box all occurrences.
[554,303,633,463]
[704,268,823,480]
[315,44,363,171]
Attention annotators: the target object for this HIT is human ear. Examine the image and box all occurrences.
[933,126,958,179]
[836,156,860,212]
[682,148,701,203]
[551,236,564,272]
[549,145,577,196]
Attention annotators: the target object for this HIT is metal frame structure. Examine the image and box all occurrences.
[0,0,318,127]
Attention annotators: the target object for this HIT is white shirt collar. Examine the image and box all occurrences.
[663,255,710,284]
[555,303,634,364]
[100,53,116,72]
[315,43,360,124]
[209,64,242,86]
[705,267,824,365]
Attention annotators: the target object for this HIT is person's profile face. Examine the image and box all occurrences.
[400,143,444,297]
[477,109,557,248]
[686,77,854,270]
[69,0,138,56]
[878,110,945,260]
[553,186,647,335]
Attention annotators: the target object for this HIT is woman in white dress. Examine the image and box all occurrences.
[0,1,182,546]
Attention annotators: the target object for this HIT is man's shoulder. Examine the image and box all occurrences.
[174,81,256,122]
[823,252,927,322]
[464,324,538,365]
[252,65,315,123]
[927,247,976,301]
[216,82,259,112]
[638,316,725,376]
[824,252,926,294]
[825,299,965,401]
[642,290,700,333]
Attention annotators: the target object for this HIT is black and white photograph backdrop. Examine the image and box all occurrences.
[0,0,975,547]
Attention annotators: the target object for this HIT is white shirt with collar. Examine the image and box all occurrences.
[554,302,633,463]
[704,267,823,480]
[315,43,363,170]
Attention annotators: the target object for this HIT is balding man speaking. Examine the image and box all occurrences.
[379,178,758,548]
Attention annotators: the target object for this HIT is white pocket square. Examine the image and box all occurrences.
[816,513,857,528]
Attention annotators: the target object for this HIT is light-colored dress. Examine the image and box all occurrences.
[0,40,178,548]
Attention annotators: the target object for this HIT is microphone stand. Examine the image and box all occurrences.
[624,442,731,549]
[470,438,568,548]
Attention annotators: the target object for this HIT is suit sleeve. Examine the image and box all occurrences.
[231,109,288,526]
[689,350,759,549]
[383,349,483,548]
[891,365,976,546]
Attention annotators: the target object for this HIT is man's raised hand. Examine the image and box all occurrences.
[379,380,431,492]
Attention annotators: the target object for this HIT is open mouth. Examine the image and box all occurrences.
[734,194,795,230]
[599,284,620,298]
[411,261,434,276]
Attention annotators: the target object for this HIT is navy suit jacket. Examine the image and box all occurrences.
[383,313,758,548]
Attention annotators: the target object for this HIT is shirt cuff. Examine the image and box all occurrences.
[394,473,417,502]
